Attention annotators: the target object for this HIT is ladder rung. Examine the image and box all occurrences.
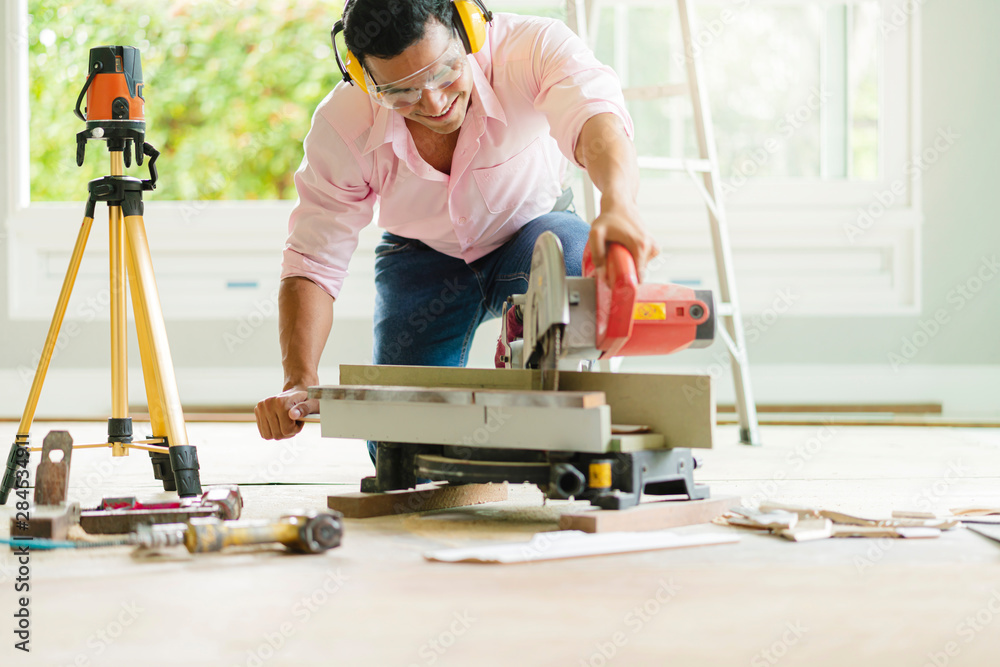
[622,83,688,101]
[637,156,712,173]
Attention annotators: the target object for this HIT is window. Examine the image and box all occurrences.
[501,0,922,315]
[4,0,922,322]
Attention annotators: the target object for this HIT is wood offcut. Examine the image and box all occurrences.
[328,482,509,519]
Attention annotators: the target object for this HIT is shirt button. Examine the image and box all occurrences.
[459,217,467,225]
[466,238,473,245]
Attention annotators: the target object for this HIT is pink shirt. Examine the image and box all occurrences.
[282,13,632,299]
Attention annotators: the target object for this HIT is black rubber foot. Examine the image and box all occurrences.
[149,451,176,492]
[0,440,28,505]
[168,445,202,498]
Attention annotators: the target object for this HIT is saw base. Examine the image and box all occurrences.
[363,443,707,510]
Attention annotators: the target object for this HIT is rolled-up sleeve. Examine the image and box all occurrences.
[529,20,633,167]
[281,110,375,299]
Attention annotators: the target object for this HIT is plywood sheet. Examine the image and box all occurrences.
[339,365,714,449]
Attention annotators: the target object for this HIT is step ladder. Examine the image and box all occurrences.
[567,0,762,446]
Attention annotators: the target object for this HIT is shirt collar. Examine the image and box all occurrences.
[362,101,395,155]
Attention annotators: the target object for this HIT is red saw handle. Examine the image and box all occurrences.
[584,242,638,357]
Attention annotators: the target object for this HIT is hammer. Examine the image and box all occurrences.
[139,510,343,554]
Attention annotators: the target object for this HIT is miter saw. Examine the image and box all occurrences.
[498,231,714,387]
[310,232,718,510]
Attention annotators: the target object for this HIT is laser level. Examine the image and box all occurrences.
[74,45,148,169]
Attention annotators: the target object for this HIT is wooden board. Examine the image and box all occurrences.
[558,495,739,533]
[339,365,714,449]
[327,482,508,519]
[310,385,606,409]
[315,399,612,453]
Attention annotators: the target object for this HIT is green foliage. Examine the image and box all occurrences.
[28,0,342,201]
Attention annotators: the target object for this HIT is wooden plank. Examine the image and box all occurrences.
[558,495,739,533]
[328,483,508,519]
[316,399,612,453]
[339,365,714,449]
[610,433,665,452]
[717,403,943,415]
[340,364,536,391]
[310,385,606,409]
[557,371,713,449]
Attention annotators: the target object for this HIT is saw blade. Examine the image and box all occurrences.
[540,327,562,391]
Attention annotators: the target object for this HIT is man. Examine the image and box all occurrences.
[255,0,656,446]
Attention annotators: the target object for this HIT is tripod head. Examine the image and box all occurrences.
[75,45,157,188]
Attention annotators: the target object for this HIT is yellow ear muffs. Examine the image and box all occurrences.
[332,19,370,94]
[343,48,369,94]
[332,1,493,93]
[452,0,492,55]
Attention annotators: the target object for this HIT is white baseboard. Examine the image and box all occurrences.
[1,364,997,420]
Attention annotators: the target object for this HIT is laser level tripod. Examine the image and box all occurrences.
[0,45,201,504]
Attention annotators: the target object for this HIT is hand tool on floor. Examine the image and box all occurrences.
[135,510,344,555]
[1,44,202,506]
[79,485,243,534]
[313,232,719,512]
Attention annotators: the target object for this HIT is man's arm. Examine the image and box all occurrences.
[254,276,333,440]
[575,112,658,276]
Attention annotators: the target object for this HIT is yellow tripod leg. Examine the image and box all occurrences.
[18,215,95,435]
[124,212,201,496]
[1,214,94,504]
[109,201,130,456]
[125,233,166,439]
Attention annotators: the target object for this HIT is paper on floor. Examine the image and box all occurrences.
[424,530,739,564]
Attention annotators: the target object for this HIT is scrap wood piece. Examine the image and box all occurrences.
[949,507,1000,522]
[820,509,959,531]
[758,501,822,519]
[779,519,834,542]
[424,529,739,564]
[759,502,959,531]
[831,525,941,539]
[558,495,740,534]
[327,482,508,519]
[729,507,798,530]
[894,509,955,520]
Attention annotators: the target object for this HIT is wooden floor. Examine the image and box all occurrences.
[1,420,999,666]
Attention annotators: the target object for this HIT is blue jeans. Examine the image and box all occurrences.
[367,211,590,464]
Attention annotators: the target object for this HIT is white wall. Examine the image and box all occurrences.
[1,0,997,418]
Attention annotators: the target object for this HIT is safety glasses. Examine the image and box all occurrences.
[363,40,466,110]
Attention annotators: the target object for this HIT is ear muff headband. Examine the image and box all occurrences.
[332,0,493,94]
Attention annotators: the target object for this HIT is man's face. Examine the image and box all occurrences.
[365,19,474,135]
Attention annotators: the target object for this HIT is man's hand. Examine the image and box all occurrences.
[255,387,319,440]
[257,277,333,441]
[588,194,659,278]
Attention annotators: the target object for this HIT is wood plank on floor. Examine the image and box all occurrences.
[328,482,509,518]
[558,495,740,533]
